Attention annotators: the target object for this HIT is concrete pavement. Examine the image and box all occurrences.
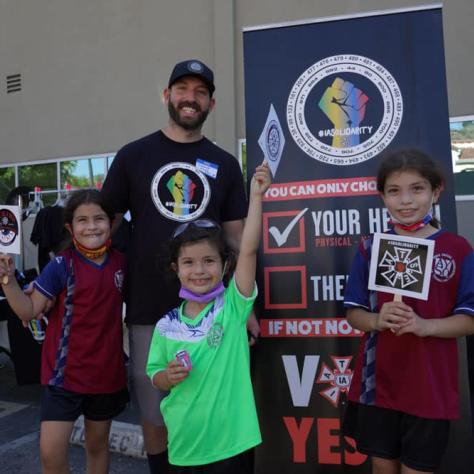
[0,352,149,473]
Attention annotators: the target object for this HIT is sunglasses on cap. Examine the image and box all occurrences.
[171,219,220,239]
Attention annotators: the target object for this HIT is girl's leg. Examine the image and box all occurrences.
[40,420,75,474]
[84,418,112,474]
[372,456,400,474]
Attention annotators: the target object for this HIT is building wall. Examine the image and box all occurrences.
[456,199,474,245]
[0,0,473,161]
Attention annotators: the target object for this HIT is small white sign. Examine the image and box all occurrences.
[258,103,285,177]
[368,232,434,300]
[0,205,22,255]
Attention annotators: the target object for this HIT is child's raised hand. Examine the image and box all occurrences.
[251,161,272,196]
[0,254,14,285]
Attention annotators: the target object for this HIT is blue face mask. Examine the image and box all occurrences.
[179,281,225,303]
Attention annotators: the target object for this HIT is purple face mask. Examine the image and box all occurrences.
[179,281,225,303]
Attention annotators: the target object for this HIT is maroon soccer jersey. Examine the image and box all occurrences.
[34,249,127,393]
[344,230,474,419]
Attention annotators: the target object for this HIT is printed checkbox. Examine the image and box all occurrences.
[264,266,307,309]
[263,208,307,254]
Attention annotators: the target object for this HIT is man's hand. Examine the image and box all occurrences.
[247,310,260,347]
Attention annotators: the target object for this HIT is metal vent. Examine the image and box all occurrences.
[6,74,22,93]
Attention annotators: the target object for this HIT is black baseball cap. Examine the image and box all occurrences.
[168,59,215,95]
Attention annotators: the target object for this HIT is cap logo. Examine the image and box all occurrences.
[188,61,204,73]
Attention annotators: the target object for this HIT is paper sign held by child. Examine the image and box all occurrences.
[368,232,434,301]
[0,205,22,284]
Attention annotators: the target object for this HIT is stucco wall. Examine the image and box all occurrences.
[0,0,473,161]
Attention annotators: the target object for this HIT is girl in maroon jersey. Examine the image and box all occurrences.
[0,189,128,474]
[343,149,474,474]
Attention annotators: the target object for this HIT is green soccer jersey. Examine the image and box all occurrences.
[146,277,262,466]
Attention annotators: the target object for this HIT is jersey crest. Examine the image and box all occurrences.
[433,252,456,282]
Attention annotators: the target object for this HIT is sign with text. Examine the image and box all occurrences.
[244,5,473,474]
[368,233,434,299]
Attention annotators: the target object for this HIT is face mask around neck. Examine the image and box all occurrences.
[179,281,225,304]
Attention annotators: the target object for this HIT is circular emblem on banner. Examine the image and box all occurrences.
[433,253,456,282]
[0,209,19,246]
[287,54,403,166]
[266,121,281,162]
[151,162,211,222]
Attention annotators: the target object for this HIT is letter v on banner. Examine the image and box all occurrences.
[282,355,320,406]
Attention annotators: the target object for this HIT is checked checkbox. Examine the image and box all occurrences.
[263,208,308,254]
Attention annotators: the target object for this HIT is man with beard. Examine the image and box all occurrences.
[102,59,258,473]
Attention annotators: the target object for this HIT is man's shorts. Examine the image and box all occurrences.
[41,385,129,422]
[128,324,168,426]
[343,401,450,472]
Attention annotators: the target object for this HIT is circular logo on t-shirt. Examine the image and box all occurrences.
[0,208,19,246]
[151,162,211,222]
[433,253,456,282]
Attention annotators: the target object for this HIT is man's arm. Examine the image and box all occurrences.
[222,219,244,252]
[111,213,125,235]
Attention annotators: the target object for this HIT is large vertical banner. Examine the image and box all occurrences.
[244,6,474,473]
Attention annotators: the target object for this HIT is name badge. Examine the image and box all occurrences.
[196,158,218,179]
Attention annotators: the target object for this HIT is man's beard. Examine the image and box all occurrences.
[168,100,209,131]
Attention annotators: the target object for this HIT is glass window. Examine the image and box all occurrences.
[106,155,115,172]
[450,117,474,172]
[450,116,474,196]
[18,162,58,206]
[60,157,106,191]
[0,167,16,204]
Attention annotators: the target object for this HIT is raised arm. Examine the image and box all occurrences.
[223,214,260,343]
[234,163,271,297]
[0,255,49,321]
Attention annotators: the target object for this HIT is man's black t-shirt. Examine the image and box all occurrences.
[102,130,247,325]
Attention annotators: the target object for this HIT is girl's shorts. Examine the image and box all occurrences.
[41,385,129,422]
[343,401,450,472]
[169,450,252,474]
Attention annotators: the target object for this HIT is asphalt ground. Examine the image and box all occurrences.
[0,351,149,474]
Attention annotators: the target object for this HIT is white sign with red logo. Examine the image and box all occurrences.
[0,205,22,255]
